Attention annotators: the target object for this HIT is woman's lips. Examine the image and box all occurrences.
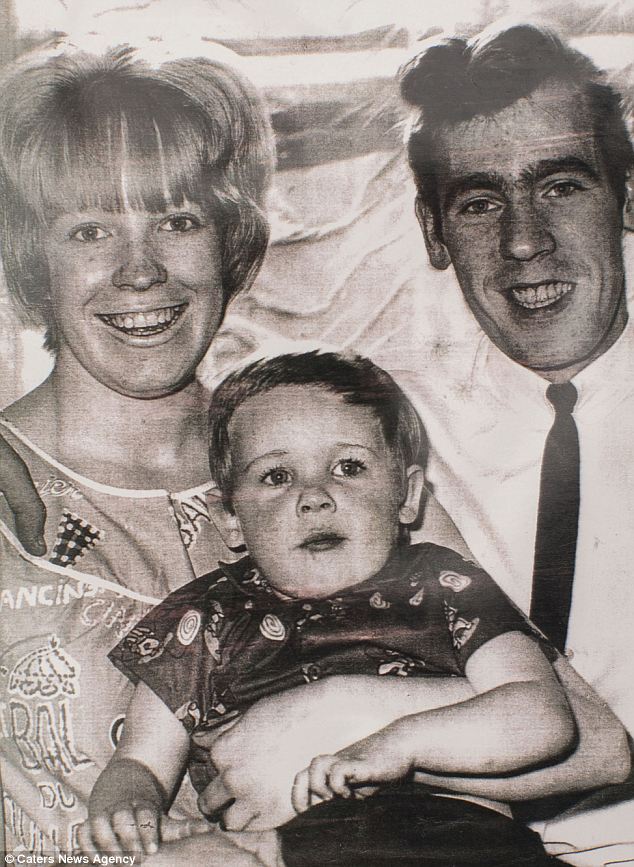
[96,303,187,336]
[298,532,346,552]
[509,282,574,310]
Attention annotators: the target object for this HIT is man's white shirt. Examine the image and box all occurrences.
[380,237,634,864]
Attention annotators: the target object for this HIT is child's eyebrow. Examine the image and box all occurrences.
[242,450,289,472]
[335,442,380,458]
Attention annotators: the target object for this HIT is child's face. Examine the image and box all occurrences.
[227,385,423,598]
[43,202,225,399]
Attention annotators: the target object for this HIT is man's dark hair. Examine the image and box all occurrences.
[208,351,428,509]
[400,24,634,236]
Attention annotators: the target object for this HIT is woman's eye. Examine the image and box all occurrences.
[544,181,582,199]
[332,459,366,478]
[159,214,200,233]
[461,198,500,216]
[260,468,292,487]
[70,225,109,243]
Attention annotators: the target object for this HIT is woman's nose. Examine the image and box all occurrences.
[296,487,337,516]
[112,244,168,291]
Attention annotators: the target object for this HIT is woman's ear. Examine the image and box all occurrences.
[415,196,452,271]
[399,465,426,525]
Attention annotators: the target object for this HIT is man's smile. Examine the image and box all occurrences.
[96,303,187,336]
[508,282,574,310]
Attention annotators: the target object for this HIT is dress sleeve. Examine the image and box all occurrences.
[424,545,556,672]
[108,573,213,733]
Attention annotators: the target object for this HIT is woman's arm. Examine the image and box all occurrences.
[80,682,192,856]
[0,434,46,554]
[292,633,576,808]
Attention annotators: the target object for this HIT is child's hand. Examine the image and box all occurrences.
[291,728,413,813]
[80,799,162,856]
[79,810,210,857]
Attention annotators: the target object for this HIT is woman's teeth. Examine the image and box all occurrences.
[511,282,574,309]
[98,304,186,335]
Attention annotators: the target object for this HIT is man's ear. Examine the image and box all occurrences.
[415,196,451,270]
[399,465,426,525]
[624,171,634,233]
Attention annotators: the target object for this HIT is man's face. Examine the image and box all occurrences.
[421,80,626,379]
[227,385,421,599]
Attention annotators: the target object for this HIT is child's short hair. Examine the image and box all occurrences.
[0,47,274,350]
[209,351,428,509]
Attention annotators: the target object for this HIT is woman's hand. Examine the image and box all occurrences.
[0,435,46,554]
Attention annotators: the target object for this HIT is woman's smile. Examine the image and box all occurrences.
[96,302,188,338]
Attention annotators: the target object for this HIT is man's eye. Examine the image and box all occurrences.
[159,214,200,233]
[70,225,109,243]
[544,181,582,199]
[461,198,500,216]
[332,459,366,478]
[260,467,292,487]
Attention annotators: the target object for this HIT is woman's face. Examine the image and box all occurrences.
[44,202,225,399]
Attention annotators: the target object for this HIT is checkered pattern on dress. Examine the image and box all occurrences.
[49,510,102,567]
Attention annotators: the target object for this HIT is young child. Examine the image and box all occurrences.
[85,351,575,864]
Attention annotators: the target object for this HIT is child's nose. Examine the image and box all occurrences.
[296,487,336,516]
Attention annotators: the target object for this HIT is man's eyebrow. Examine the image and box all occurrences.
[522,157,600,185]
[443,172,508,209]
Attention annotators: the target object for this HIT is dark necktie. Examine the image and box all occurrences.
[530,382,580,652]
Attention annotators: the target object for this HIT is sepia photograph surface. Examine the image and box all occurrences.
[1,1,633,865]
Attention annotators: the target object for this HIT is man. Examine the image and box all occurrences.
[394,22,634,863]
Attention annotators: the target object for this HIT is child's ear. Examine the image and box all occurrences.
[399,465,426,525]
[223,510,246,551]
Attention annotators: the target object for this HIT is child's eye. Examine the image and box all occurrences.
[159,214,200,233]
[260,467,292,487]
[332,458,366,478]
[70,224,110,243]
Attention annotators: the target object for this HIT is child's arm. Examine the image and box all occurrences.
[81,682,192,856]
[409,657,631,801]
[292,632,575,810]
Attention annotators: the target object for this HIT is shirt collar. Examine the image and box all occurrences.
[473,311,634,418]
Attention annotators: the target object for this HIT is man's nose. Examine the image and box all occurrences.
[296,486,336,517]
[500,204,556,262]
[112,241,168,291]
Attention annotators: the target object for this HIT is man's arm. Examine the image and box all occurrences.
[197,661,629,830]
[0,434,46,554]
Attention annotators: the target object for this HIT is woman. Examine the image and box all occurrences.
[0,45,273,858]
[0,44,627,867]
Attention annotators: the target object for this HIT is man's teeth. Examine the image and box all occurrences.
[511,282,574,309]
[98,304,186,335]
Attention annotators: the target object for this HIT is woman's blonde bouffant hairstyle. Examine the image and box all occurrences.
[0,46,275,350]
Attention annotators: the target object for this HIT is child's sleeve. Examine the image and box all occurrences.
[107,572,217,734]
[424,544,557,673]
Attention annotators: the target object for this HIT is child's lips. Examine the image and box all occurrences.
[298,532,346,552]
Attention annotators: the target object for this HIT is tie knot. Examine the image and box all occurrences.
[546,382,577,414]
